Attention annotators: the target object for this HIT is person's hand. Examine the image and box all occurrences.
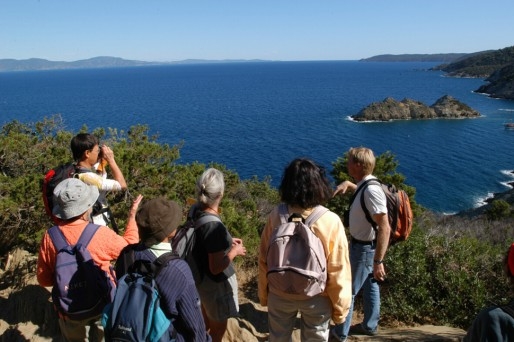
[232,238,246,257]
[100,145,115,164]
[333,180,355,197]
[128,194,143,218]
[373,263,386,282]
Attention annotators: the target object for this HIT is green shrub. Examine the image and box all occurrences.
[0,116,277,258]
[382,211,512,328]
[485,199,512,220]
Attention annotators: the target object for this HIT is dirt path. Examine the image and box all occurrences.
[0,249,467,341]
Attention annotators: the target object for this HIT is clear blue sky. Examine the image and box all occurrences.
[2,1,513,62]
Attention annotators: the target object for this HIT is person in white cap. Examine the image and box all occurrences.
[37,178,141,341]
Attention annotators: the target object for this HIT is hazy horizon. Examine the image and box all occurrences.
[2,1,513,62]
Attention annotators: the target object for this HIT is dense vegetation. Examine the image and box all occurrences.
[476,62,514,100]
[361,53,468,63]
[1,116,513,329]
[436,45,514,78]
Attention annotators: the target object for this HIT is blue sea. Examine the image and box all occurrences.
[1,61,514,214]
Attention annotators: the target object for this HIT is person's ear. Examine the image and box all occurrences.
[168,230,177,239]
[83,150,92,160]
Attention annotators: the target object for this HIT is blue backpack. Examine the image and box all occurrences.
[48,223,115,320]
[102,252,178,342]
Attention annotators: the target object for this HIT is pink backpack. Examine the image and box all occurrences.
[266,204,329,299]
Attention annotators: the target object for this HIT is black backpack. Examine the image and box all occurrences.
[171,206,221,284]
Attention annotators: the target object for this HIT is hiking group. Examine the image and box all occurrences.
[37,133,246,342]
[35,135,511,342]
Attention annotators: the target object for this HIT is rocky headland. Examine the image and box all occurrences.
[434,45,514,100]
[352,95,481,122]
[475,63,514,100]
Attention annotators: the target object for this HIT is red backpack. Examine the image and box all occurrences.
[42,163,78,224]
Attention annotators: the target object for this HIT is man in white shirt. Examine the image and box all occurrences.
[332,147,391,341]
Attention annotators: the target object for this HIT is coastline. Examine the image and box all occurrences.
[457,170,514,217]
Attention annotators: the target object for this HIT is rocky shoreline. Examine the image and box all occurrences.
[457,170,514,217]
[352,95,480,122]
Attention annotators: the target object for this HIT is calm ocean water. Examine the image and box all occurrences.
[1,61,514,214]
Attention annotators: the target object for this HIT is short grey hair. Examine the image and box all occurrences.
[196,168,225,207]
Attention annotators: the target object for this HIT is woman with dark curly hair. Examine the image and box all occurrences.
[258,158,352,341]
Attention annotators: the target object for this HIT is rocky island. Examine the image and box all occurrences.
[352,95,481,122]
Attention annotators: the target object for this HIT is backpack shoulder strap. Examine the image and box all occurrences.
[349,178,375,207]
[304,205,330,227]
[278,203,290,224]
[72,165,89,175]
[359,179,381,229]
[153,252,180,278]
[48,226,68,251]
[194,214,221,228]
[115,244,139,278]
[48,223,100,252]
[76,223,101,248]
[186,204,222,228]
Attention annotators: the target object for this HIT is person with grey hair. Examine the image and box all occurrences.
[189,168,246,342]
[37,178,141,341]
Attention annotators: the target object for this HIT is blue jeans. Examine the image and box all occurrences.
[332,241,380,339]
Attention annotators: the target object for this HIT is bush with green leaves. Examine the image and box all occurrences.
[0,115,278,261]
[485,199,512,220]
[382,214,511,328]
[1,117,513,329]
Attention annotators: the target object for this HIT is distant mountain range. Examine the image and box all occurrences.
[360,53,470,63]
[0,57,155,72]
[0,57,270,72]
[0,54,487,72]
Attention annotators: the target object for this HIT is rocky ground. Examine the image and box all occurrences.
[0,249,466,342]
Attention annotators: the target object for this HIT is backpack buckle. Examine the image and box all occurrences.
[288,213,304,223]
